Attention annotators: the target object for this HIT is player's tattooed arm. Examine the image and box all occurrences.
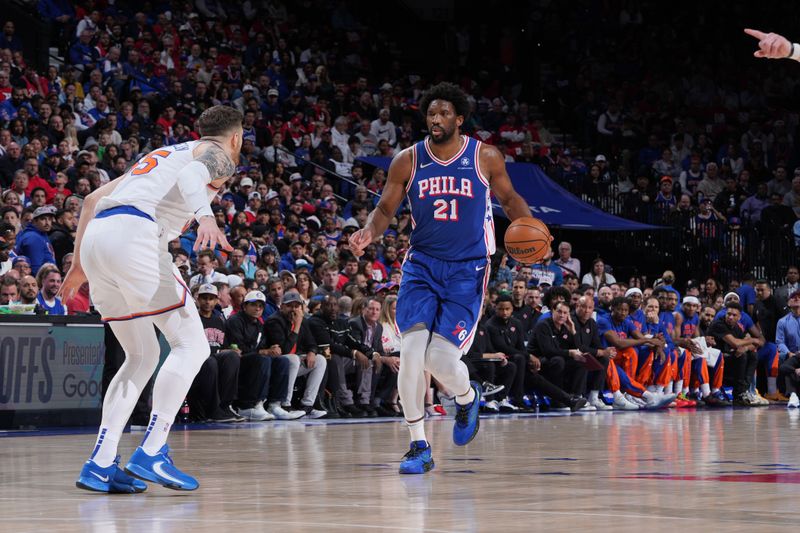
[197,143,235,181]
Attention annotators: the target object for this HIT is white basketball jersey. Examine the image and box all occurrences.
[95,140,218,242]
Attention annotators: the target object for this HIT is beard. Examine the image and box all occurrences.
[428,125,455,144]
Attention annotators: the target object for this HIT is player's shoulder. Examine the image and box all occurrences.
[477,140,504,161]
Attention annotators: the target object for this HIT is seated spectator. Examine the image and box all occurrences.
[35,263,66,315]
[224,290,292,422]
[376,295,402,416]
[554,241,580,278]
[15,205,56,275]
[462,307,516,413]
[49,208,76,269]
[529,301,590,409]
[263,276,284,318]
[511,276,539,339]
[189,284,243,423]
[572,295,616,410]
[189,250,228,288]
[263,291,327,419]
[18,274,37,305]
[778,292,800,406]
[581,258,616,291]
[349,298,387,417]
[529,247,563,287]
[707,302,760,407]
[308,295,373,418]
[0,276,18,304]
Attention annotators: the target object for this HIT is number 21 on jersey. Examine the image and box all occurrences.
[433,199,458,221]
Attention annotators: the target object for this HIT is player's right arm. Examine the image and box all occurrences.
[184,142,236,252]
[745,28,797,60]
[58,175,128,300]
[349,148,412,257]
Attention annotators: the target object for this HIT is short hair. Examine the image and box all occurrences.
[610,296,629,309]
[552,300,570,313]
[495,294,513,305]
[267,276,282,288]
[195,105,243,137]
[196,249,215,262]
[418,82,470,120]
[725,302,742,312]
[755,279,770,286]
[1,276,18,289]
[513,275,527,285]
[543,286,570,308]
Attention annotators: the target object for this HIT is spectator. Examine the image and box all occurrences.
[0,276,19,304]
[581,258,616,290]
[18,274,37,305]
[529,247,563,287]
[308,295,373,418]
[48,208,76,268]
[224,290,291,422]
[740,183,770,223]
[696,162,724,201]
[554,241,580,278]
[775,266,800,312]
[35,264,66,315]
[264,291,327,419]
[189,250,228,288]
[15,205,56,275]
[376,294,402,416]
[572,295,616,410]
[348,298,385,417]
[190,284,243,423]
[370,108,396,147]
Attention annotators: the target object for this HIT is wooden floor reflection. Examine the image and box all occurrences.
[2,408,800,532]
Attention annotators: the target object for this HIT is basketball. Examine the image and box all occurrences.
[504,216,552,264]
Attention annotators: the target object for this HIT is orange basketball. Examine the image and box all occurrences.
[504,216,552,264]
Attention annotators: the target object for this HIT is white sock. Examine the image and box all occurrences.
[456,386,476,406]
[408,419,427,444]
[588,390,599,402]
[642,391,655,402]
[613,390,625,401]
[682,387,689,394]
[665,381,673,394]
[674,380,682,394]
[701,383,711,396]
[711,386,719,394]
[89,427,119,468]
[767,377,777,394]
[141,412,172,456]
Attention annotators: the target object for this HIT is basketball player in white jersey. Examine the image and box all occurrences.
[60,106,243,492]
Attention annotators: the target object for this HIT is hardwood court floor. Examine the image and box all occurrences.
[2,408,800,532]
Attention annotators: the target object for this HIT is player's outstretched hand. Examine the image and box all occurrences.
[745,28,792,59]
[195,215,233,252]
[58,263,87,301]
[349,227,373,257]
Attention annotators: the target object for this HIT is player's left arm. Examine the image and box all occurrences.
[481,143,532,220]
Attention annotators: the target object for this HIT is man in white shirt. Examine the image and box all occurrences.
[190,249,229,288]
[554,241,581,278]
[370,108,396,147]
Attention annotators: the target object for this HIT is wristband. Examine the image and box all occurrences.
[792,43,800,60]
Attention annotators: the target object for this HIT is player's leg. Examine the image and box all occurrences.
[395,257,439,474]
[606,363,637,410]
[758,343,784,400]
[76,317,159,493]
[124,302,209,491]
[432,258,490,446]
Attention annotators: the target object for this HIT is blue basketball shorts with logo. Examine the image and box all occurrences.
[395,249,490,352]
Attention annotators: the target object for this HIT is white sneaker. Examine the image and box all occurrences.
[268,403,305,420]
[498,398,520,412]
[613,395,639,410]
[239,401,275,421]
[624,393,647,407]
[579,403,597,411]
[590,398,613,411]
[645,392,676,409]
[483,400,500,412]
[304,408,327,419]
[788,393,799,408]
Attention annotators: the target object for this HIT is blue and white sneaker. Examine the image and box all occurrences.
[399,440,435,474]
[76,456,147,493]
[453,381,482,446]
[124,445,199,491]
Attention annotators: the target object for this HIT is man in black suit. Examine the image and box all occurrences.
[572,295,616,410]
[308,295,373,417]
[348,297,385,417]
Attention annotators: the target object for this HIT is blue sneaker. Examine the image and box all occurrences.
[76,456,147,493]
[453,381,482,446]
[399,440,435,474]
[124,445,199,491]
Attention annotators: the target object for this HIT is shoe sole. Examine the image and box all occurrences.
[75,478,146,494]
[399,458,435,475]
[124,465,198,491]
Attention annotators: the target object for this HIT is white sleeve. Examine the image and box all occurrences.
[176,160,214,221]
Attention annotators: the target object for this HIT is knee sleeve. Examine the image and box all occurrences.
[425,334,470,396]
[398,328,430,422]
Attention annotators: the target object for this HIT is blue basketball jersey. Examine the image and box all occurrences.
[406,136,495,261]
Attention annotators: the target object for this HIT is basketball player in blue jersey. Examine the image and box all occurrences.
[350,82,533,474]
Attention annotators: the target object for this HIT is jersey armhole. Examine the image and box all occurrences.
[475,140,491,188]
[404,144,417,194]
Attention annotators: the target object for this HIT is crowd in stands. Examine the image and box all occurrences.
[0,1,800,418]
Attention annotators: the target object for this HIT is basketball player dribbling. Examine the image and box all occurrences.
[59,106,242,492]
[350,83,532,474]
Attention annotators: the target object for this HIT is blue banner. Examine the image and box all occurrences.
[357,156,662,231]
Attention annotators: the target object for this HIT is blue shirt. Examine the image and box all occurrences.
[406,136,493,261]
[736,284,757,310]
[776,313,800,357]
[530,262,564,287]
[36,293,66,315]
[597,316,636,348]
[16,224,55,275]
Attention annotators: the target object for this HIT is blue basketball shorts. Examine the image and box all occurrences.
[395,249,491,351]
